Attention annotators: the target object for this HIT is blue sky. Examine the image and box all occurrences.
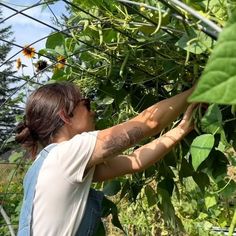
[1,0,67,74]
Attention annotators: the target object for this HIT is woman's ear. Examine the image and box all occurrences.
[58,110,71,124]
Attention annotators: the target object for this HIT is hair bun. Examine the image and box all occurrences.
[15,122,30,143]
[15,121,38,144]
[15,121,27,134]
[15,121,38,157]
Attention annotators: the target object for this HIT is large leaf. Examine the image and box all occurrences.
[200,104,222,134]
[144,185,157,207]
[176,29,213,54]
[189,11,236,104]
[190,134,215,171]
[193,172,210,191]
[103,180,121,196]
[158,178,175,196]
[46,32,66,54]
[101,197,125,232]
[179,158,194,181]
[205,194,217,210]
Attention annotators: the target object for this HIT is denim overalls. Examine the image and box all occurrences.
[17,144,104,236]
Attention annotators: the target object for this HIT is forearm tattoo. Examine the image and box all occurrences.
[102,126,144,157]
[127,127,144,145]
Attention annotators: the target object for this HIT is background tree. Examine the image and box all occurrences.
[0,8,23,156]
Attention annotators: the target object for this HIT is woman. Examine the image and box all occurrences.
[16,82,195,236]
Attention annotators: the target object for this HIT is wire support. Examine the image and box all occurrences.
[0,1,53,24]
[45,1,66,29]
[0,59,59,109]
[62,0,175,61]
[0,0,66,32]
[0,0,215,112]
[1,0,182,80]
[167,0,222,33]
[118,0,219,40]
[119,1,176,36]
[172,13,218,40]
[0,23,84,69]
[0,41,111,114]
[3,73,44,86]
[0,2,63,32]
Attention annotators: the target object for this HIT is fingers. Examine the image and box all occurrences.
[182,103,198,120]
[178,103,199,131]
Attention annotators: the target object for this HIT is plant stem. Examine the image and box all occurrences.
[228,207,236,236]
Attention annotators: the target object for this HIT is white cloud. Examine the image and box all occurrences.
[2,4,52,28]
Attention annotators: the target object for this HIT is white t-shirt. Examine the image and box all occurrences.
[31,131,98,236]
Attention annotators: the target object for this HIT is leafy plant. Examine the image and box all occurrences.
[2,0,236,235]
[37,0,236,234]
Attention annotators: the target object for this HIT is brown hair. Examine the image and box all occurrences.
[15,82,82,158]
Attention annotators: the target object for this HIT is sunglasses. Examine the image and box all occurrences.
[65,98,92,118]
[79,98,91,111]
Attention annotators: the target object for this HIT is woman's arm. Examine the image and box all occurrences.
[87,87,194,168]
[92,104,195,182]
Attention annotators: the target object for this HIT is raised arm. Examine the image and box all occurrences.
[93,104,195,182]
[87,87,194,168]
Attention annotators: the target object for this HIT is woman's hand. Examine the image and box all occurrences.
[177,103,198,134]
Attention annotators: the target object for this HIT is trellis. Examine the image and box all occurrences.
[0,0,224,235]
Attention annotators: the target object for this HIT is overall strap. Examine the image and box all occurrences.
[75,189,104,236]
[17,144,57,236]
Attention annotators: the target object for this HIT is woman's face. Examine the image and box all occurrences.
[69,99,96,134]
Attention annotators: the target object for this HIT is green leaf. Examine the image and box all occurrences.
[190,134,215,171]
[198,212,208,220]
[193,172,210,191]
[205,194,217,210]
[144,185,157,207]
[218,180,236,198]
[103,180,121,196]
[200,104,222,134]
[158,178,174,196]
[95,222,106,236]
[163,150,177,167]
[120,180,130,199]
[103,29,117,43]
[157,188,183,229]
[98,84,127,106]
[211,150,228,181]
[38,48,58,58]
[46,32,65,51]
[51,69,65,81]
[144,165,156,178]
[179,158,194,181]
[139,25,157,35]
[158,163,175,179]
[129,182,143,202]
[189,12,236,104]
[176,29,212,54]
[101,197,125,232]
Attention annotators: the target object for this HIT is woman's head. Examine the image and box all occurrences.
[15,82,87,157]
